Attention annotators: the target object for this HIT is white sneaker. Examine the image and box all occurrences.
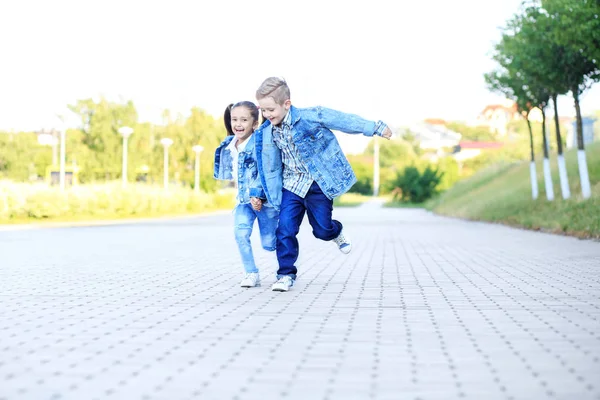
[271,276,294,292]
[332,229,352,254]
[240,272,260,288]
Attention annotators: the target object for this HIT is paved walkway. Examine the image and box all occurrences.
[1,204,599,400]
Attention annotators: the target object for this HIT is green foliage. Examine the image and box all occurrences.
[446,122,497,142]
[485,1,599,152]
[347,155,373,195]
[390,165,443,203]
[0,98,228,194]
[0,182,235,223]
[542,0,600,69]
[436,157,461,191]
[0,132,49,181]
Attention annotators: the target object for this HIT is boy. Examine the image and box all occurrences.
[251,77,392,292]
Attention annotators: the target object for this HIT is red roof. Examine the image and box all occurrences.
[459,141,504,149]
[423,118,446,125]
[481,103,517,114]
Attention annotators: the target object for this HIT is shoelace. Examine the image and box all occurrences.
[334,233,347,245]
[276,276,292,285]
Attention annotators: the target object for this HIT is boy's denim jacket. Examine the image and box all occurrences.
[213,135,267,206]
[252,105,385,205]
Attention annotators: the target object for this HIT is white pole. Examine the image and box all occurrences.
[160,138,173,191]
[163,146,169,190]
[529,161,538,200]
[578,150,591,199]
[557,155,571,199]
[373,139,380,196]
[122,135,129,188]
[194,151,200,192]
[59,129,66,191]
[543,158,554,201]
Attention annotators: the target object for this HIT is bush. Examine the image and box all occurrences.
[391,165,443,203]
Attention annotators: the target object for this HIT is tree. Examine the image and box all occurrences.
[539,0,600,198]
[68,98,138,182]
[542,0,600,67]
[487,2,599,199]
[485,65,540,200]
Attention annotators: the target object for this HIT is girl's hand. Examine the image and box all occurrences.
[250,197,263,211]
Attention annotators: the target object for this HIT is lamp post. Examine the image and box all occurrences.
[118,126,134,188]
[192,145,204,193]
[160,138,174,190]
[36,129,59,165]
[373,139,380,197]
[59,129,66,191]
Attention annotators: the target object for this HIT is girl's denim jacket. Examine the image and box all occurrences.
[213,135,266,205]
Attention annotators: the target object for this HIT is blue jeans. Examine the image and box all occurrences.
[234,203,278,273]
[276,181,342,279]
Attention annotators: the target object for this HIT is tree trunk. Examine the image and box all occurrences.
[573,87,591,199]
[552,94,570,199]
[574,88,585,151]
[552,95,563,155]
[541,107,554,201]
[526,112,538,200]
[527,118,535,162]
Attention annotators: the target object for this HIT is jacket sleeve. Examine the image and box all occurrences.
[312,106,388,137]
[213,139,234,181]
[249,179,266,200]
[248,147,266,200]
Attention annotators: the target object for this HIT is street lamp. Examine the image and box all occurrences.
[373,139,380,197]
[160,138,174,190]
[192,145,204,193]
[36,129,59,165]
[59,129,66,191]
[118,126,134,188]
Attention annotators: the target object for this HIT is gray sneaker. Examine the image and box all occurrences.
[271,276,294,292]
[332,229,352,254]
[240,272,260,288]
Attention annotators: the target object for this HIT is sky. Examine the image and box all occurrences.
[1,0,599,138]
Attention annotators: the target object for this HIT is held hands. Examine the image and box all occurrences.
[250,197,263,211]
[380,126,393,140]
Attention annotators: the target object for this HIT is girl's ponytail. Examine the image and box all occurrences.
[223,103,234,136]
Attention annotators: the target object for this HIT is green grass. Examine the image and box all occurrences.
[383,196,427,208]
[428,141,600,238]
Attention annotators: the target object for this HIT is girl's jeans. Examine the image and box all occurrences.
[234,203,278,273]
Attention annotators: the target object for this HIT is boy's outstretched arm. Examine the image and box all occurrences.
[313,106,392,139]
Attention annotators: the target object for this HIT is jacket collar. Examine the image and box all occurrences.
[289,105,301,125]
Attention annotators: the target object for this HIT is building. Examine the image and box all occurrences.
[452,141,504,162]
[565,117,597,149]
[473,100,520,136]
[409,121,462,152]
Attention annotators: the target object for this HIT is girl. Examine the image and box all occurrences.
[213,101,278,288]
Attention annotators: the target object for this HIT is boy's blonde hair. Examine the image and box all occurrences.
[256,77,291,105]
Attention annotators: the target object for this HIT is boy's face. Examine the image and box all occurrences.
[230,106,258,142]
[258,97,291,126]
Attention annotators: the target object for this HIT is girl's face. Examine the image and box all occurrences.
[230,106,258,142]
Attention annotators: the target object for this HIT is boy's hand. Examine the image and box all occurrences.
[250,197,263,211]
[381,126,393,140]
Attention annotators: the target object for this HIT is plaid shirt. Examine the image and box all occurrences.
[272,111,314,198]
